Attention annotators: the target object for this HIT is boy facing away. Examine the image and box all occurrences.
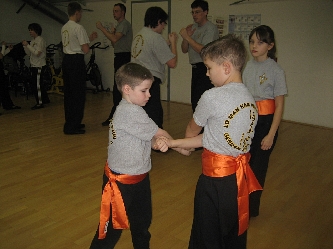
[90,63,190,249]
[159,34,262,248]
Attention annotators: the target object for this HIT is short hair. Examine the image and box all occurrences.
[249,25,276,60]
[67,2,82,17]
[28,23,42,36]
[201,34,247,72]
[115,63,154,93]
[114,3,126,13]
[144,7,168,28]
[191,0,209,12]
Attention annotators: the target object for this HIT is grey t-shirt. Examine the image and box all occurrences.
[194,83,258,157]
[242,58,287,101]
[114,19,133,53]
[131,27,175,80]
[107,99,159,175]
[188,21,219,64]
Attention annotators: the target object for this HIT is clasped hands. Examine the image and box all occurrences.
[153,136,192,156]
[179,24,195,40]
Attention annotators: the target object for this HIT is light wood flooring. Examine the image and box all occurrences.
[1,90,333,249]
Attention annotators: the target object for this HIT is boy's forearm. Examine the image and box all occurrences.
[155,127,202,150]
[185,118,202,138]
[170,134,203,149]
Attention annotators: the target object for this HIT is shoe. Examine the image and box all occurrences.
[31,104,44,110]
[64,129,85,135]
[72,124,85,129]
[4,105,21,110]
[102,119,110,126]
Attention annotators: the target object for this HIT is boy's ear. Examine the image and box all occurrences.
[122,84,131,94]
[223,61,232,75]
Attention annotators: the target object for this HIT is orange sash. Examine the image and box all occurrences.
[202,149,262,235]
[255,99,275,115]
[98,162,147,239]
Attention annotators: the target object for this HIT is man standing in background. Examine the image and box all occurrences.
[97,3,133,126]
[61,2,97,135]
[180,0,219,113]
[131,6,178,129]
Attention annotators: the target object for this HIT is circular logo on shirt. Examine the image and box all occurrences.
[132,35,144,59]
[223,102,257,152]
[62,30,69,47]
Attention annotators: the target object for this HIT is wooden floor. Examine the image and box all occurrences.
[1,90,333,249]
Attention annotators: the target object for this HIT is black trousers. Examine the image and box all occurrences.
[189,174,247,249]
[62,54,86,133]
[30,66,49,105]
[191,62,213,113]
[249,114,278,216]
[142,77,163,128]
[107,52,131,120]
[0,68,14,109]
[90,173,152,249]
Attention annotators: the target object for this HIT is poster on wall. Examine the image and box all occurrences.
[228,14,261,41]
[209,15,225,38]
[215,17,224,38]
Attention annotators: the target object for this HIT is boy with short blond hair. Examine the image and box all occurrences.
[160,34,262,248]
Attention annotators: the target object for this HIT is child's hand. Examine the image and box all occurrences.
[261,134,274,150]
[158,136,171,147]
[175,148,192,156]
[154,137,169,152]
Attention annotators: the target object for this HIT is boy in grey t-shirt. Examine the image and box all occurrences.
[159,35,262,249]
[89,63,190,249]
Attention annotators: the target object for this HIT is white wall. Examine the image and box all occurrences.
[224,0,333,128]
[86,0,333,128]
[168,0,333,128]
[1,0,333,128]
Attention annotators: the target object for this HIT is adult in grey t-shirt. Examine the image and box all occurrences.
[180,0,219,113]
[97,3,133,126]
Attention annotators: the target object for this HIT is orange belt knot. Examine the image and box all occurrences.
[98,162,147,239]
[202,149,262,235]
